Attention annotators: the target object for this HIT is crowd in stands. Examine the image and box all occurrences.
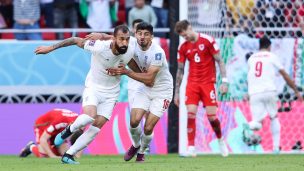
[0,0,169,40]
[1,0,304,40]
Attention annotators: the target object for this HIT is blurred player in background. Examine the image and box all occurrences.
[174,20,228,157]
[244,36,303,153]
[108,22,173,162]
[19,108,83,158]
[35,25,140,164]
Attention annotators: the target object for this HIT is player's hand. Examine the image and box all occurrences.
[107,64,129,75]
[85,33,103,41]
[220,83,228,95]
[296,92,303,102]
[35,46,53,54]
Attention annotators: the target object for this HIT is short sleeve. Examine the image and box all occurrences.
[271,54,284,70]
[84,40,105,56]
[177,44,186,63]
[201,34,220,55]
[151,51,165,67]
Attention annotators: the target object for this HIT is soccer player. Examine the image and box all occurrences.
[19,108,83,158]
[108,22,173,162]
[174,20,229,157]
[244,36,303,153]
[35,25,140,164]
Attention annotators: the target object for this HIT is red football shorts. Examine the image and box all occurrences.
[185,83,217,106]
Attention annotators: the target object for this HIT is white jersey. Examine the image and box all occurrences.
[247,51,284,95]
[127,37,144,91]
[133,41,173,92]
[84,40,134,92]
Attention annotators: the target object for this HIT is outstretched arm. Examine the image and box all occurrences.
[174,63,184,106]
[213,53,228,94]
[35,37,86,54]
[85,33,113,41]
[279,70,303,101]
[39,131,59,158]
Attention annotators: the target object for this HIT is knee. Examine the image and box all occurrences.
[130,121,140,128]
[207,115,217,121]
[144,125,154,135]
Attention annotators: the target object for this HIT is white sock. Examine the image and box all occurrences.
[66,125,100,155]
[271,117,281,150]
[130,125,142,148]
[70,114,95,132]
[138,133,153,154]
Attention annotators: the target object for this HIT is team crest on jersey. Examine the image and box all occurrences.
[155,53,162,60]
[89,40,96,46]
[199,44,205,51]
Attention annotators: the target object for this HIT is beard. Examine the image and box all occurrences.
[115,42,128,54]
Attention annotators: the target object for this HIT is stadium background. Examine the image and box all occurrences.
[0,0,304,156]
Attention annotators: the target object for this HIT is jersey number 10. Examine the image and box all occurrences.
[255,61,263,77]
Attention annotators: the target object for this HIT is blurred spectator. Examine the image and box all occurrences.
[0,0,13,28]
[40,0,54,27]
[13,0,42,40]
[109,0,118,26]
[125,0,134,24]
[226,0,255,28]
[151,0,168,37]
[87,0,111,30]
[128,0,157,27]
[151,0,168,28]
[53,0,78,39]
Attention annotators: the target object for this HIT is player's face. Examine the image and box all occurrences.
[179,26,195,42]
[114,30,130,54]
[136,29,153,48]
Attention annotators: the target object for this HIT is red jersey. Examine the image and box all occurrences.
[35,109,78,137]
[178,33,220,84]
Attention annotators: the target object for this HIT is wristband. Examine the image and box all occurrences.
[222,77,229,83]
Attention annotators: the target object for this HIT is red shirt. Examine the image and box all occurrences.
[178,33,219,84]
[35,109,78,137]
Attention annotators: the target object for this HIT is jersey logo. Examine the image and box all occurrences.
[155,53,162,60]
[199,44,205,51]
[89,40,96,46]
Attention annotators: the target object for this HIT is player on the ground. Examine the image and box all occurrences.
[19,108,83,158]
[108,22,173,162]
[174,20,229,157]
[243,36,303,153]
[35,25,140,164]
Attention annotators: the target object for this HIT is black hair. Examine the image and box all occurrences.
[136,22,153,35]
[114,24,129,36]
[259,36,271,50]
[132,19,144,28]
[70,129,84,145]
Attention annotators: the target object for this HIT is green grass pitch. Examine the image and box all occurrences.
[0,154,303,171]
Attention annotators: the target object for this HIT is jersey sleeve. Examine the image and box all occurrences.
[271,54,284,70]
[202,34,220,55]
[177,44,186,63]
[151,49,166,67]
[84,40,105,56]
[45,120,68,136]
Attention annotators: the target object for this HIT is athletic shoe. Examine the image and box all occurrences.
[124,145,140,161]
[135,153,145,163]
[54,125,72,146]
[19,141,34,157]
[61,153,79,164]
[219,138,229,157]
